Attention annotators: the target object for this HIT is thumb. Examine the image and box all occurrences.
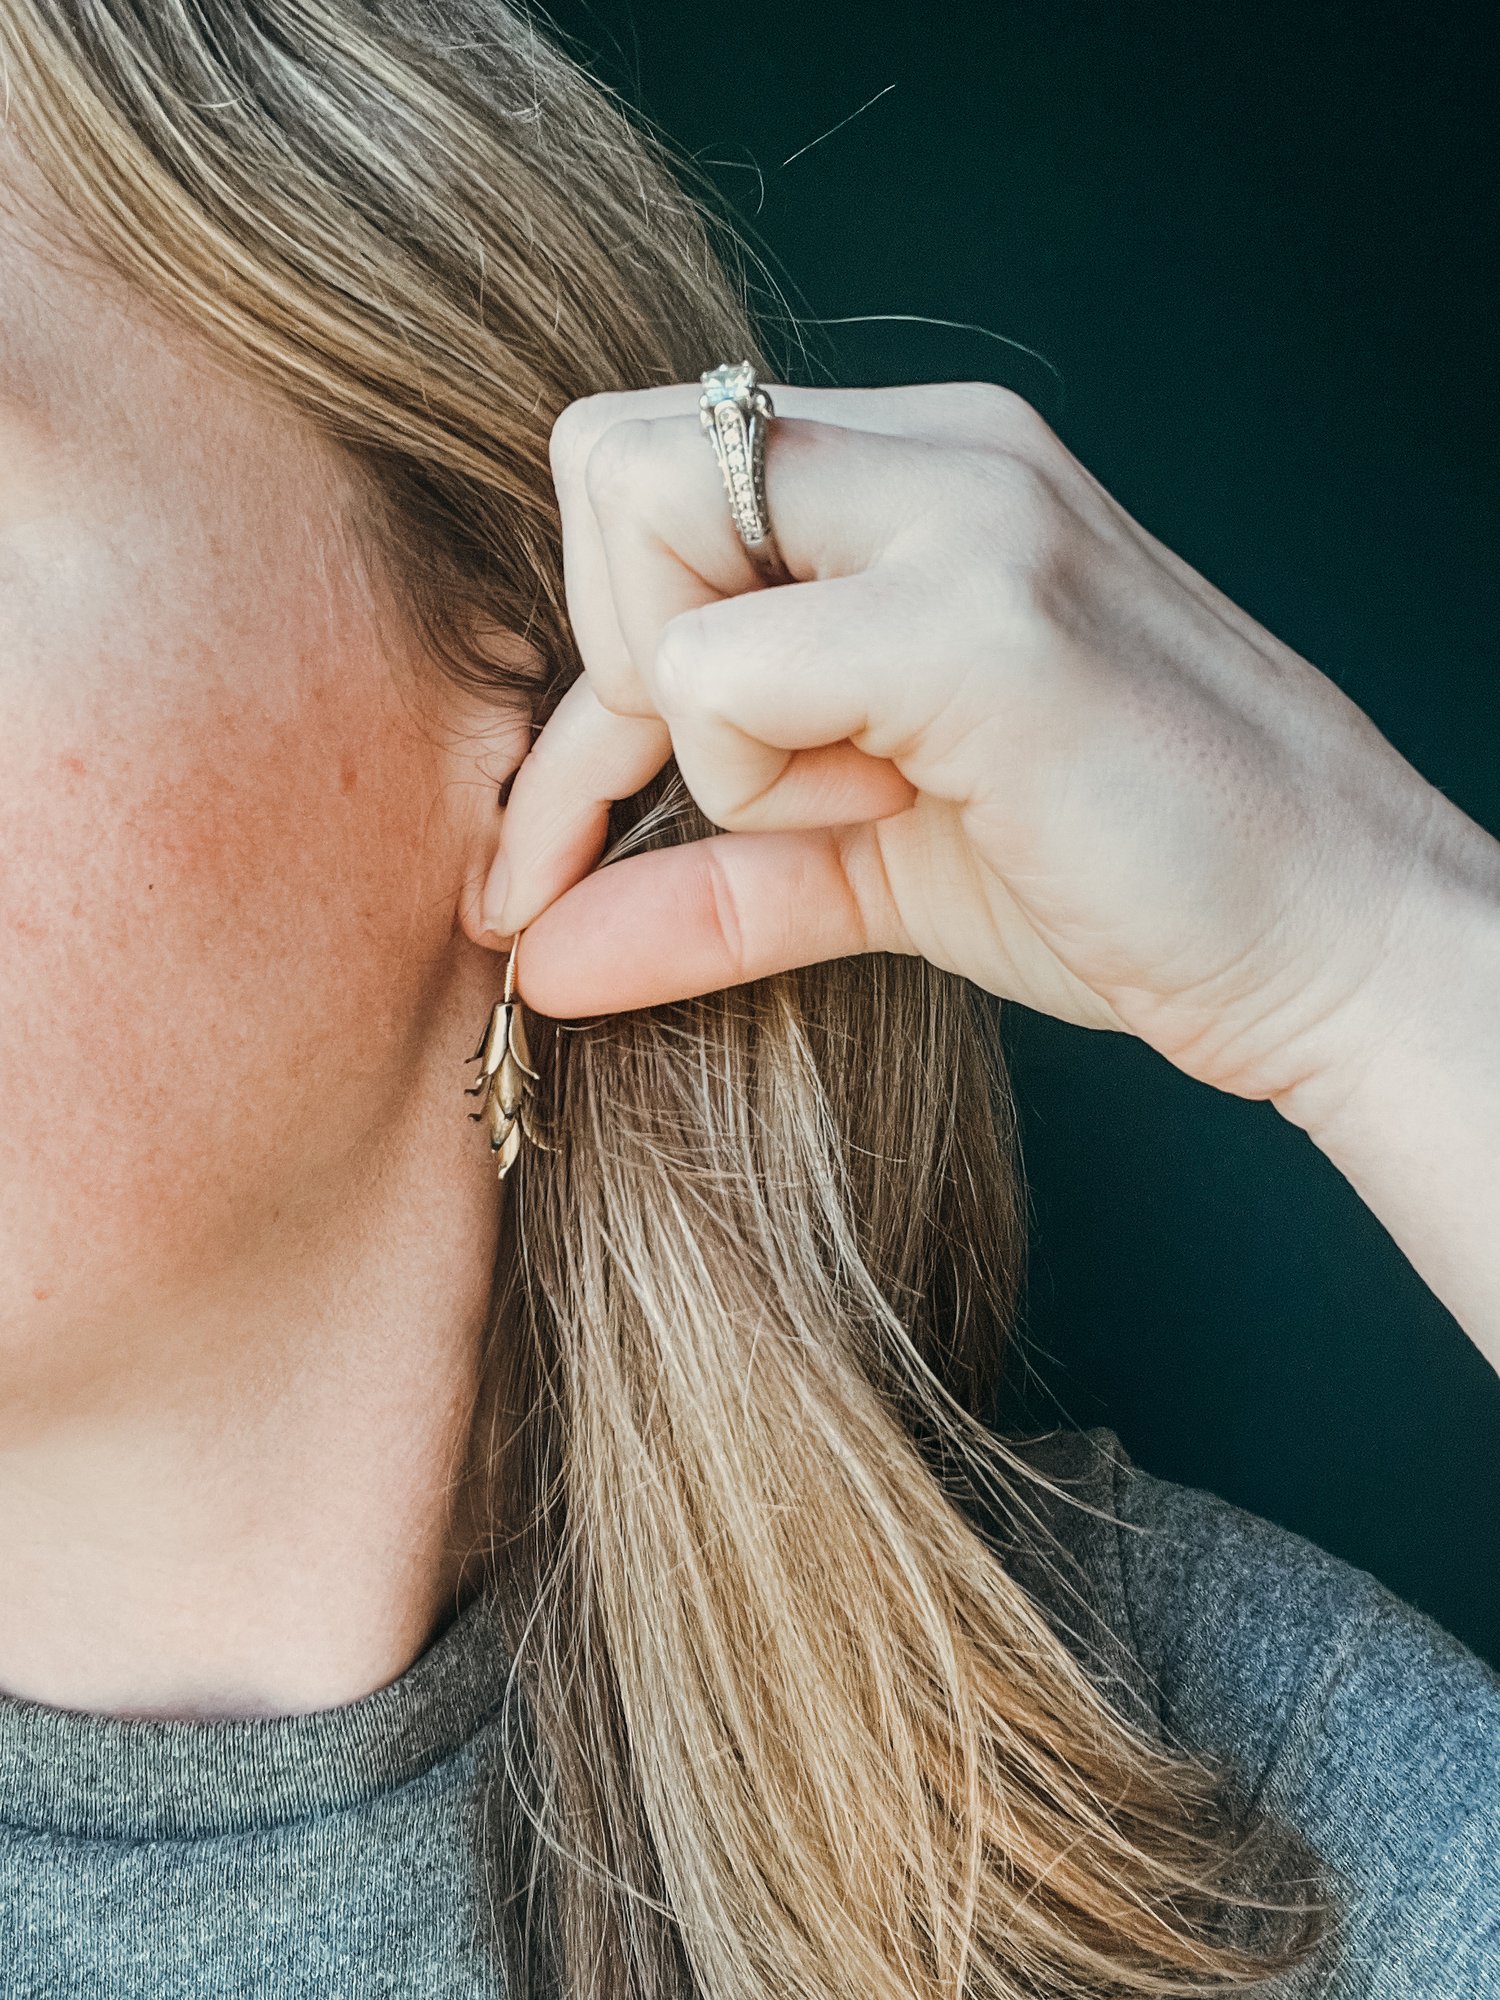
[513,823,905,1018]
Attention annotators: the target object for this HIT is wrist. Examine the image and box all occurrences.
[1273,791,1500,1151]
[1268,791,1500,1363]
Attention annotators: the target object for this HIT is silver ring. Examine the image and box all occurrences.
[698,361,794,585]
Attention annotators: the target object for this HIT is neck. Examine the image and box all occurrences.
[0,1078,503,1722]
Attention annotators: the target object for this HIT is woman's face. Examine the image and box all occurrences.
[0,161,514,1381]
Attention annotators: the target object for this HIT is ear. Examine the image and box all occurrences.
[442,624,548,955]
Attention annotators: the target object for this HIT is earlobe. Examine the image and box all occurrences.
[448,726,529,952]
[438,671,539,955]
[455,850,510,954]
[447,740,519,954]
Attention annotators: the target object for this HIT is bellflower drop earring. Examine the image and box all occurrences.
[465,932,551,1180]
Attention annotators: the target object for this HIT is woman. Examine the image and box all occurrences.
[0,1,1494,1996]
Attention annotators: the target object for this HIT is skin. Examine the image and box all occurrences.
[489,383,1500,1370]
[2,176,1495,1720]
[0,168,530,1717]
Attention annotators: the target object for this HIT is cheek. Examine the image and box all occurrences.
[0,628,454,1331]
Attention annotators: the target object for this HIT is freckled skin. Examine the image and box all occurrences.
[0,156,534,1715]
[0,243,461,1338]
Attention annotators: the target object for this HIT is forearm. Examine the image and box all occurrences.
[1274,794,1500,1373]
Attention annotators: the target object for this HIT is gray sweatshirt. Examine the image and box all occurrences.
[0,1426,1495,1997]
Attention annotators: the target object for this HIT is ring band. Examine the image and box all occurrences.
[698,361,794,585]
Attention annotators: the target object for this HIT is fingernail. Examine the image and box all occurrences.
[481,857,510,938]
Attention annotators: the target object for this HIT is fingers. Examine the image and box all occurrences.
[482,675,673,937]
[482,654,919,940]
[486,555,960,941]
[664,724,918,839]
[639,564,965,829]
[499,378,1036,992]
[552,387,951,720]
[510,819,911,1019]
[550,377,1054,721]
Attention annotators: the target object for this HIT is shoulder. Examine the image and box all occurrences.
[993,1425,1500,1997]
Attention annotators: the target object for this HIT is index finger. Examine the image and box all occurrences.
[483,674,673,939]
[548,377,1016,721]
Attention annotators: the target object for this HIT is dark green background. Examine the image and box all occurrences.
[543,0,1499,1665]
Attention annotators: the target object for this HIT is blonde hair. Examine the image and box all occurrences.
[0,4,1329,1993]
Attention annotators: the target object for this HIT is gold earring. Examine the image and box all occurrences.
[465,932,551,1180]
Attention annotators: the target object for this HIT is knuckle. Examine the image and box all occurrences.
[701,843,747,972]
[949,474,1070,663]
[581,416,654,512]
[589,673,656,721]
[652,606,713,713]
[548,391,625,482]
[943,380,1056,454]
[969,448,1066,569]
[981,559,1058,655]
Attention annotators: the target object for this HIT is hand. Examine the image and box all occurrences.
[482,380,1448,1109]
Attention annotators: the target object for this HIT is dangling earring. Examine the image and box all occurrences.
[465,932,551,1180]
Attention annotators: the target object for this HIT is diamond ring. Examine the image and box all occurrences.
[698,361,794,586]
